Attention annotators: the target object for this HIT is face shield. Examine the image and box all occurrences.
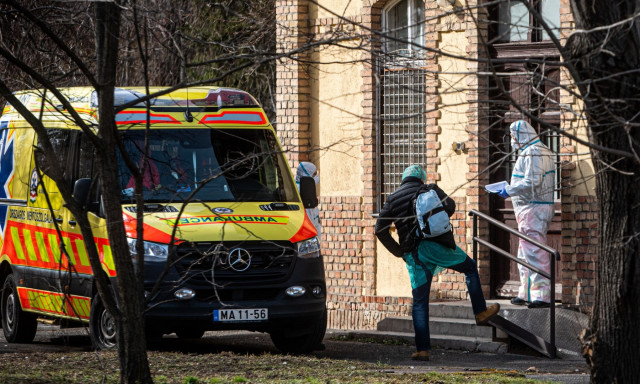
[509,120,537,149]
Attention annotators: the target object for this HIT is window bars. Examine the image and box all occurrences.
[376,57,428,209]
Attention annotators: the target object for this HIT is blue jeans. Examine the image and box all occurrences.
[411,256,487,351]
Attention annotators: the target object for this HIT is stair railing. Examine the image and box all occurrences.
[469,209,561,358]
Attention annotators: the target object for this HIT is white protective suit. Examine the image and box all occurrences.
[296,162,321,239]
[505,120,555,303]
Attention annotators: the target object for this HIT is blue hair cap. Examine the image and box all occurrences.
[402,165,426,181]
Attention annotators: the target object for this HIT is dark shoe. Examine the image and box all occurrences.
[475,303,500,325]
[510,297,527,306]
[528,300,550,309]
[411,350,429,361]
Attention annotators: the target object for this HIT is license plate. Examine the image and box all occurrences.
[213,308,268,322]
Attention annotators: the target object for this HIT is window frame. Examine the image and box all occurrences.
[495,0,561,44]
[382,0,426,58]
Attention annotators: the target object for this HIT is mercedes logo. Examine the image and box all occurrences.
[212,207,233,214]
[228,248,251,272]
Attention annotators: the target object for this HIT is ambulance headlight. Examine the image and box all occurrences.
[127,238,169,262]
[296,237,320,259]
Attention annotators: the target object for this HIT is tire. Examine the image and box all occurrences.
[175,329,205,340]
[270,309,327,354]
[89,294,117,350]
[1,274,37,343]
[145,328,163,348]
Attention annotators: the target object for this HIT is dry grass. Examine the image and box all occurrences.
[0,350,555,384]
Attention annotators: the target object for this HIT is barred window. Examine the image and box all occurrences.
[377,0,426,209]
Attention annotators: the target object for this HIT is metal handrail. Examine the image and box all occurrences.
[469,209,560,358]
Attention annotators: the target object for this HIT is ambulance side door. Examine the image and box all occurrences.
[31,129,93,300]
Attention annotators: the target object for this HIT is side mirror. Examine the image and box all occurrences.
[73,178,100,214]
[299,176,318,208]
[73,178,92,208]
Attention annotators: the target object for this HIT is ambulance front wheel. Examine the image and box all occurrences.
[1,273,37,343]
[89,294,117,350]
[269,308,327,354]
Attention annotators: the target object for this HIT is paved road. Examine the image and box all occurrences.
[0,325,590,383]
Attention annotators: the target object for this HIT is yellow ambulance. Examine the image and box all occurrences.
[0,87,326,353]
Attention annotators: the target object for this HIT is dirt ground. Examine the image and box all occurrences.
[0,324,590,383]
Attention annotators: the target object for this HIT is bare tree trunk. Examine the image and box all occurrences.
[566,1,640,382]
[94,2,152,383]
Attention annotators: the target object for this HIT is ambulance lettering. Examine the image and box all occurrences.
[162,215,288,226]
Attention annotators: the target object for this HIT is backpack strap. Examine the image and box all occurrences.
[423,205,445,217]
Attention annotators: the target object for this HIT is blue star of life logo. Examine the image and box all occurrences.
[0,120,15,238]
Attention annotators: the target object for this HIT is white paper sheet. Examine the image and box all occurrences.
[485,180,509,193]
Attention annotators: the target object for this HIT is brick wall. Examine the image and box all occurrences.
[320,194,415,329]
[560,154,598,309]
[358,3,381,307]
[423,1,442,184]
[558,0,598,310]
[561,196,598,309]
[275,0,311,165]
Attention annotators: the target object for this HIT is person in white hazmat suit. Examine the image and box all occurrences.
[296,162,321,239]
[496,120,555,308]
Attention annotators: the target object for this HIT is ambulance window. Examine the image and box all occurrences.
[211,129,298,202]
[35,128,76,190]
[77,133,96,180]
[116,129,298,203]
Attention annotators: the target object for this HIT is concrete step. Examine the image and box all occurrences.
[430,317,494,338]
[375,300,589,359]
[378,316,493,339]
[431,333,507,353]
[429,302,477,320]
[348,330,508,354]
[377,316,414,333]
[375,300,510,354]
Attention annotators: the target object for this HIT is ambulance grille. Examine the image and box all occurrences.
[173,241,296,284]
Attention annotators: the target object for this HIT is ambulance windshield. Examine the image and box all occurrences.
[117,129,299,203]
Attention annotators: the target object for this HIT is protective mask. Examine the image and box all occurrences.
[511,138,518,149]
[313,174,320,185]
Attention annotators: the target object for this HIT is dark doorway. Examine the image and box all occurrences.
[489,198,562,299]
[487,13,563,299]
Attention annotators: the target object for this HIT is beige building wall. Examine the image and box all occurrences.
[567,118,596,196]
[311,1,360,20]
[436,30,470,198]
[376,237,412,297]
[308,38,413,297]
[310,45,364,196]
